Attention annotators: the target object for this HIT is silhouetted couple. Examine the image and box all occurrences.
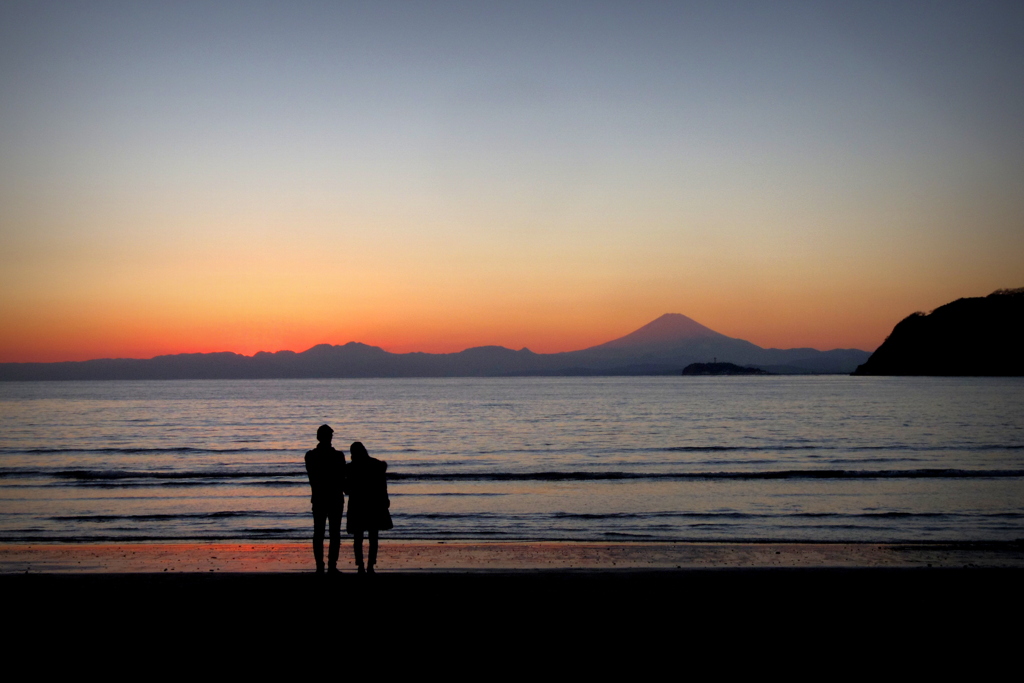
[304,424,393,574]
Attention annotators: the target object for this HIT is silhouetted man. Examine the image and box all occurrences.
[305,424,346,573]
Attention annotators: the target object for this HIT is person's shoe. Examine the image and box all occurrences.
[315,565,325,575]
[367,565,375,575]
[327,565,340,575]
[356,562,366,574]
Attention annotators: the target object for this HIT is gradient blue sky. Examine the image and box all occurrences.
[2,1,1022,361]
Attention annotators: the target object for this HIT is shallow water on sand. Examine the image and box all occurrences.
[1,376,1022,542]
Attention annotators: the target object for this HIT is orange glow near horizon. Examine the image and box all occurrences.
[4,187,1020,364]
[2,202,1021,363]
[1,278,1010,363]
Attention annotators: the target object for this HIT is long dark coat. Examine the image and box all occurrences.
[346,455,393,533]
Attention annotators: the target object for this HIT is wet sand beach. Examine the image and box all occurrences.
[3,540,1023,573]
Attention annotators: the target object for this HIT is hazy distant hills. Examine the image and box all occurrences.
[853,288,1024,376]
[0,313,871,380]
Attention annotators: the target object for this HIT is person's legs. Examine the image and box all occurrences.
[367,529,379,573]
[327,507,341,571]
[312,507,327,572]
[353,529,365,572]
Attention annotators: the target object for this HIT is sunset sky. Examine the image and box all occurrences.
[2,1,1022,362]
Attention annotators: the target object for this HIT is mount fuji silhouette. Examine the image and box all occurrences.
[588,313,725,350]
[0,313,870,380]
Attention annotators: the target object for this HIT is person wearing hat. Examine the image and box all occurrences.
[304,424,347,573]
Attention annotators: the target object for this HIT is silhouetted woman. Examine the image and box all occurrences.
[346,441,393,574]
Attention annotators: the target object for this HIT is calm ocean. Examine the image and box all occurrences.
[1,376,1022,543]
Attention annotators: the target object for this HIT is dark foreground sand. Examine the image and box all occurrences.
[5,541,1021,657]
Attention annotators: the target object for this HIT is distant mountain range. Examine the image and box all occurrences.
[853,288,1024,376]
[0,314,871,380]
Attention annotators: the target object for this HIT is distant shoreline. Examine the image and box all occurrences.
[0,371,861,382]
[0,313,872,379]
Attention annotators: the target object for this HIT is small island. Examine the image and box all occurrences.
[682,362,772,376]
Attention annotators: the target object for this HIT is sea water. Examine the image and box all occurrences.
[0,376,1022,543]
